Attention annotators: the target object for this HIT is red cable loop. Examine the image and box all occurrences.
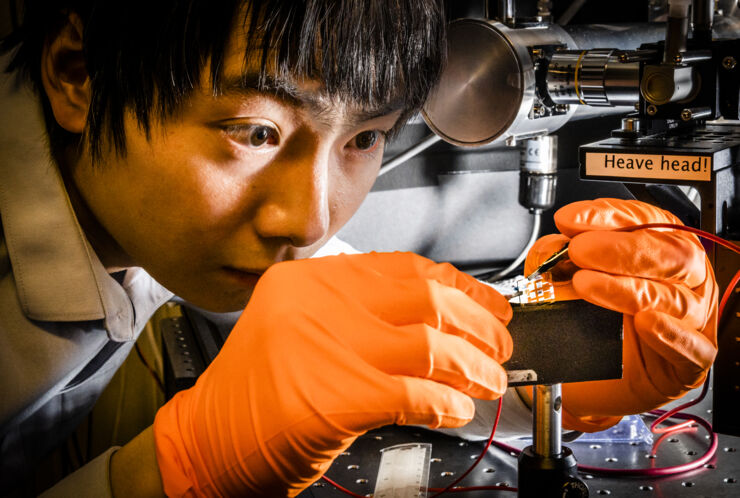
[323,222,739,495]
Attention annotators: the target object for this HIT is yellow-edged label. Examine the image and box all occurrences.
[585,152,712,181]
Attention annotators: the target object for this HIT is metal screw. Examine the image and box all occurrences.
[634,102,641,111]
[723,56,737,70]
[681,109,693,121]
[646,104,658,116]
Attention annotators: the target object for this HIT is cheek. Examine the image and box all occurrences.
[102,134,251,257]
[329,162,379,229]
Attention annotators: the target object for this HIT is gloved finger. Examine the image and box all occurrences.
[569,230,706,287]
[344,252,513,323]
[356,277,512,361]
[524,234,580,301]
[388,376,477,429]
[358,323,508,399]
[572,270,711,330]
[633,310,717,387]
[524,233,571,274]
[554,198,684,238]
[425,262,513,324]
[425,280,513,360]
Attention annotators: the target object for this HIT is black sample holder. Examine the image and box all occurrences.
[504,299,623,386]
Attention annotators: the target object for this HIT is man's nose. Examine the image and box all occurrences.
[253,130,331,248]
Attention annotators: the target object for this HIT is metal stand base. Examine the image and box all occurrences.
[518,445,588,497]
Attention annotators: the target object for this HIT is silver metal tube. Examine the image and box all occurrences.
[548,50,641,107]
[533,383,563,457]
[562,23,667,50]
[499,0,515,22]
[664,0,691,64]
[693,0,715,41]
[378,134,441,176]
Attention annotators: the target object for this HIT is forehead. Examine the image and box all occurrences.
[217,70,403,127]
[208,10,405,125]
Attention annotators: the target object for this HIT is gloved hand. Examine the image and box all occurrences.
[524,198,718,432]
[153,252,513,496]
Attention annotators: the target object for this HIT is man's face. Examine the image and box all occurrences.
[71,32,401,312]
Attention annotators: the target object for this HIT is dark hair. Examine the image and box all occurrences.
[1,0,446,160]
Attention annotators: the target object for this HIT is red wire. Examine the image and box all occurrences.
[649,424,697,456]
[650,370,711,436]
[579,411,718,477]
[719,267,740,320]
[491,410,718,478]
[323,222,739,495]
[430,398,504,497]
[320,475,366,498]
[614,222,740,253]
[322,398,509,496]
[489,222,738,479]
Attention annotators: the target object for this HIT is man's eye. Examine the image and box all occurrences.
[224,124,279,148]
[349,130,382,152]
[249,126,276,147]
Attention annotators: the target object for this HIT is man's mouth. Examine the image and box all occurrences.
[221,266,266,285]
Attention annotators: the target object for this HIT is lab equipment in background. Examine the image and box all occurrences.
[478,136,557,282]
[422,0,739,439]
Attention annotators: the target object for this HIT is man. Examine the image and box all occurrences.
[0,0,717,496]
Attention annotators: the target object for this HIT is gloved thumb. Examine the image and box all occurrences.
[524,233,579,301]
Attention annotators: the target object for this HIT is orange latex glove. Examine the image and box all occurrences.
[524,198,718,432]
[153,252,513,496]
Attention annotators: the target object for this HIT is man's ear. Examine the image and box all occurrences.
[40,13,90,134]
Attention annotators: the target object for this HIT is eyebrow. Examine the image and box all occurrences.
[219,72,403,128]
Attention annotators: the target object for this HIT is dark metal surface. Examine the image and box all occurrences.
[161,316,206,398]
[302,387,740,497]
[505,300,623,386]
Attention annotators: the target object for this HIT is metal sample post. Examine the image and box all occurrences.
[518,382,588,497]
[533,384,562,457]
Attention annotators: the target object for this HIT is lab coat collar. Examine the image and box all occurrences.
[0,55,170,341]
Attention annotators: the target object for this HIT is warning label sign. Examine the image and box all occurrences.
[584,152,712,182]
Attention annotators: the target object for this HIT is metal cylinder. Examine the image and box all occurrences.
[422,20,578,146]
[423,16,740,147]
[422,20,664,146]
[663,15,690,64]
[533,384,562,457]
[547,49,640,106]
[562,23,667,49]
[693,0,715,42]
[641,64,696,105]
[499,0,514,22]
[519,136,558,211]
[521,135,557,174]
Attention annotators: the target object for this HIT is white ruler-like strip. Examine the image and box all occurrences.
[373,443,432,498]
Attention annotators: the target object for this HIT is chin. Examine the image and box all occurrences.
[185,287,253,313]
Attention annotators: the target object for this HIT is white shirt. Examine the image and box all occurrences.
[0,54,173,494]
